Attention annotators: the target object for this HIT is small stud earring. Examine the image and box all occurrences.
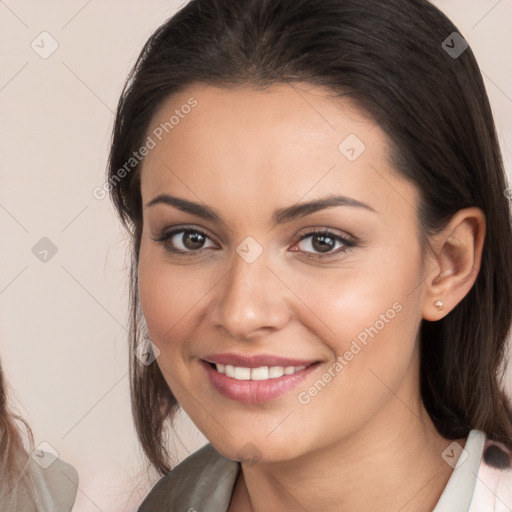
[434,300,444,312]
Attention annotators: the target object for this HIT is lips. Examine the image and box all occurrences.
[200,353,321,404]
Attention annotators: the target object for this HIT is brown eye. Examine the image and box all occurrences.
[311,234,336,253]
[181,230,206,250]
[293,230,354,257]
[154,228,216,254]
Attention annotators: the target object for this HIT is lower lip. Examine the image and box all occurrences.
[200,360,319,404]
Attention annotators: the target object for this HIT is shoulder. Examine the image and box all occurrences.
[470,438,512,512]
[138,443,240,512]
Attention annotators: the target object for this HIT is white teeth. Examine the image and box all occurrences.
[213,363,307,381]
[269,366,284,378]
[233,367,251,380]
[251,367,269,380]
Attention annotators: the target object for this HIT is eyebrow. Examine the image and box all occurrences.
[145,193,377,226]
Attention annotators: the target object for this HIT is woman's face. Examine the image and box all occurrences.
[138,83,430,463]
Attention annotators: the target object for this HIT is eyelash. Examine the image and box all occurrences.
[152,226,356,259]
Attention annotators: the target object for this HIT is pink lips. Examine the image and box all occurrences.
[200,353,320,404]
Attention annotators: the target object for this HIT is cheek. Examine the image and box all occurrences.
[137,246,211,350]
[288,268,423,441]
[280,252,422,348]
[283,247,425,404]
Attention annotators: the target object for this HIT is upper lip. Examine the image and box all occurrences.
[202,353,319,368]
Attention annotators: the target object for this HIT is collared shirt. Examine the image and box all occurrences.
[138,429,512,511]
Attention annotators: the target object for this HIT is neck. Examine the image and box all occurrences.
[228,393,463,512]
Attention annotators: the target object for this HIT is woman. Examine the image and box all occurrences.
[0,359,78,511]
[107,0,512,509]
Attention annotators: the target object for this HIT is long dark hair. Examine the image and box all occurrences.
[107,0,512,474]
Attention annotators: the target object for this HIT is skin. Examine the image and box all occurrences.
[137,83,485,511]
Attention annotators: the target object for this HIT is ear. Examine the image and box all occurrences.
[422,207,485,321]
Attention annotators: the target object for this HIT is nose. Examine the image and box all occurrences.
[209,245,292,340]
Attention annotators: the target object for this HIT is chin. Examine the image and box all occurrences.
[205,430,308,466]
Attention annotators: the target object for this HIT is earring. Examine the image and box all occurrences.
[434,300,444,312]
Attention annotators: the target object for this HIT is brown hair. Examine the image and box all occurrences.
[107,0,512,474]
[0,359,34,506]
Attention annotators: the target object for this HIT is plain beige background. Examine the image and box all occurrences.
[1,1,511,511]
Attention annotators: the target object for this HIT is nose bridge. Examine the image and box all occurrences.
[212,241,290,338]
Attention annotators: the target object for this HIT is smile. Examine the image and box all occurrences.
[213,363,306,381]
[200,355,321,404]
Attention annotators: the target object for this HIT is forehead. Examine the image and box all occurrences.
[139,83,417,219]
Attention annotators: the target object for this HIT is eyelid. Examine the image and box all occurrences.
[296,227,354,241]
[151,225,213,242]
